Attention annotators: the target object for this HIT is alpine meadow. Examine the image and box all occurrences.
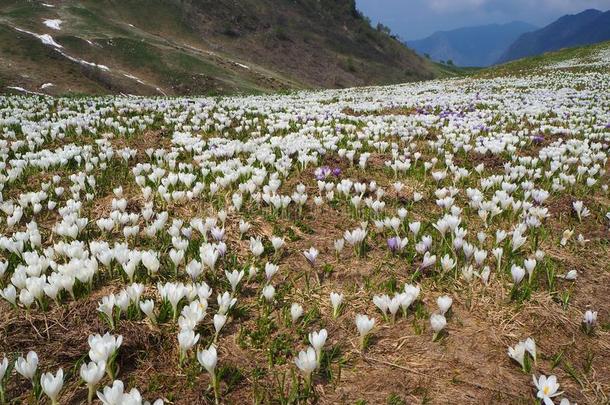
[0,1,609,404]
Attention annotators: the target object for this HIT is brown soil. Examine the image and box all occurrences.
[341,107,418,117]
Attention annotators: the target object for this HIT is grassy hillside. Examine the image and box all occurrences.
[432,62,482,78]
[480,40,610,78]
[0,0,435,96]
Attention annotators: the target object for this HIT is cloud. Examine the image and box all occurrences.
[356,0,610,39]
[428,0,488,12]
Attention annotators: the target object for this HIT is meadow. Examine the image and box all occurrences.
[0,43,609,404]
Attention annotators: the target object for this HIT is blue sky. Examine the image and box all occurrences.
[356,0,610,40]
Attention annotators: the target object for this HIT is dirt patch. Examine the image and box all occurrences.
[342,106,418,117]
[109,130,173,160]
[454,151,507,173]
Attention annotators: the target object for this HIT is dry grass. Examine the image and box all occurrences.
[1,123,609,405]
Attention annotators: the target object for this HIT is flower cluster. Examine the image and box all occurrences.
[0,42,608,403]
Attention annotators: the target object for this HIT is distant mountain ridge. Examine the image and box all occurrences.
[497,9,610,63]
[407,21,537,67]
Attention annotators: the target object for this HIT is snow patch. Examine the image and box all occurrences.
[13,26,111,73]
[59,51,110,71]
[14,27,63,48]
[6,86,44,96]
[123,73,145,85]
[41,83,54,89]
[43,19,62,30]
[39,34,62,48]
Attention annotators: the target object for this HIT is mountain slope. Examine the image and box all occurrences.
[407,22,536,67]
[497,9,610,63]
[0,0,435,96]
[478,40,610,79]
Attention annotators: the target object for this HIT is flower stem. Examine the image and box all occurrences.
[212,374,219,405]
[305,374,312,396]
[87,384,94,404]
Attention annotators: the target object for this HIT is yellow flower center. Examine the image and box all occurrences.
[543,386,550,395]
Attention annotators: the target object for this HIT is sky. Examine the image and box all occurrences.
[356,0,610,40]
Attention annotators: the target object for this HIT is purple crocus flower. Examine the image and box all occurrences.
[211,226,225,241]
[332,167,342,177]
[216,242,227,257]
[387,236,401,253]
[314,166,331,180]
[532,135,545,144]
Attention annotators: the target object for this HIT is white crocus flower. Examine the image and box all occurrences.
[80,361,106,404]
[373,294,389,318]
[213,314,227,342]
[511,265,525,285]
[264,263,279,283]
[524,337,537,364]
[88,333,122,378]
[330,292,343,318]
[437,295,453,315]
[355,314,375,350]
[294,347,317,386]
[15,351,38,381]
[430,313,447,341]
[97,380,125,405]
[334,239,345,255]
[532,374,562,405]
[225,269,244,293]
[139,299,156,323]
[41,368,63,405]
[271,236,285,253]
[572,201,590,222]
[186,259,203,281]
[197,345,219,403]
[178,329,200,362]
[308,329,327,366]
[291,303,304,323]
[262,285,276,302]
[0,356,8,402]
[508,341,527,370]
[303,247,319,266]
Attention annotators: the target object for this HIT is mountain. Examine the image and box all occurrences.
[407,21,536,67]
[497,9,610,63]
[0,0,434,96]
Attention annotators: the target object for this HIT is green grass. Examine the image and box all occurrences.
[478,40,610,77]
[64,5,132,37]
[0,1,45,20]
[0,25,49,63]
[0,24,107,95]
[432,62,482,78]
[1,0,270,96]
